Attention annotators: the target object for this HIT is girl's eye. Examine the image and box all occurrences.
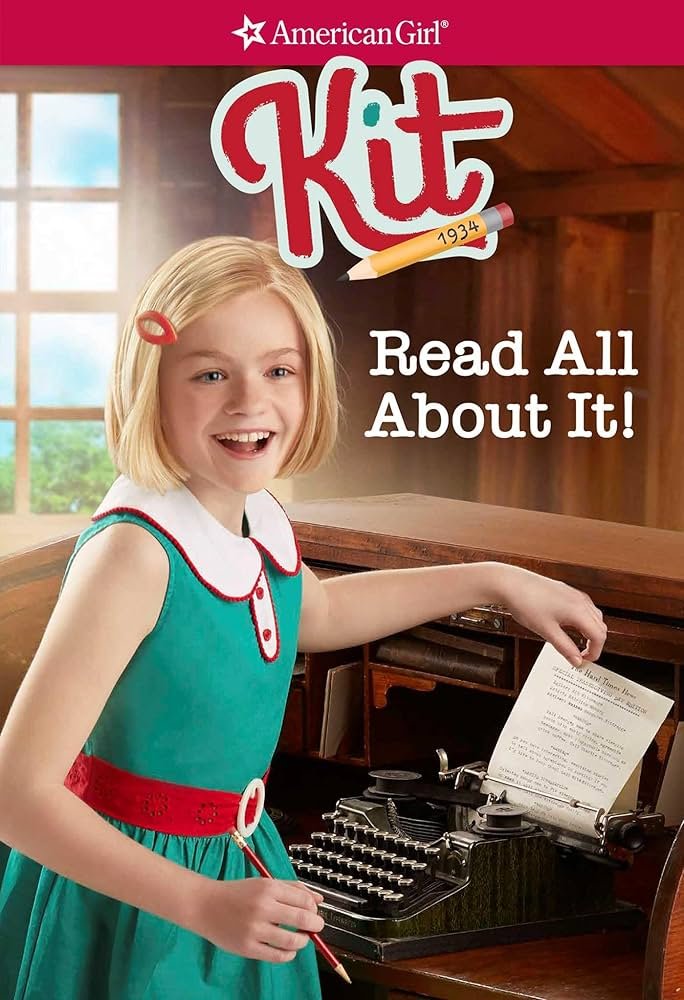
[269,367,291,378]
[196,371,225,383]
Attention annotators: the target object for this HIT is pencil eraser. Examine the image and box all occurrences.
[494,203,514,229]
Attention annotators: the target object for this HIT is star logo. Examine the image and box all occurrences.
[232,14,267,50]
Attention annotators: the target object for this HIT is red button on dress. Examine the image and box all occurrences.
[256,587,264,599]
[263,628,272,641]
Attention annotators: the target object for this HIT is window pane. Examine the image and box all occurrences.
[30,420,114,513]
[30,202,118,291]
[30,314,117,406]
[31,94,119,188]
[0,421,15,513]
[0,315,16,405]
[0,95,17,187]
[0,202,17,291]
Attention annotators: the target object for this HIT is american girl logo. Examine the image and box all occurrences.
[210,58,513,268]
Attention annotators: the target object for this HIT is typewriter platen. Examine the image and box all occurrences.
[289,751,662,961]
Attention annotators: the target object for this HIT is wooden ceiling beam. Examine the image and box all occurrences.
[498,68,684,166]
[443,67,607,173]
[494,165,684,218]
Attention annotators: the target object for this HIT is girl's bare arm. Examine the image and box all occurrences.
[0,524,213,932]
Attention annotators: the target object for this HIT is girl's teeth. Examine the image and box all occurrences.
[218,431,271,442]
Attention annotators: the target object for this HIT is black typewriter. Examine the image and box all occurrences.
[289,752,663,960]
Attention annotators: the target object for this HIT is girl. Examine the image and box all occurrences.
[0,236,606,999]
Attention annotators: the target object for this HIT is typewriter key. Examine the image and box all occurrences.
[377,870,397,886]
[330,834,346,850]
[288,843,311,858]
[356,882,374,897]
[333,818,347,835]
[310,832,327,847]
[367,867,385,883]
[424,846,441,862]
[367,886,385,901]
[387,873,403,888]
[383,832,401,849]
[347,878,365,896]
[305,847,324,861]
[336,874,355,890]
[343,821,360,840]
[397,877,415,890]
[321,811,337,832]
[394,837,412,855]
[354,825,372,844]
[297,862,314,877]
[375,850,395,867]
[381,892,404,906]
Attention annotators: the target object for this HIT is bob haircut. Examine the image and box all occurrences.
[106,236,339,493]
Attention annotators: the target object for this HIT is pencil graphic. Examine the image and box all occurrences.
[338,203,514,281]
[229,828,351,984]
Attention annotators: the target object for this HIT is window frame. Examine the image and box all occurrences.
[0,67,154,530]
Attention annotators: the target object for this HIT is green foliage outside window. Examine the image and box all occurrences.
[30,421,115,513]
[0,457,13,513]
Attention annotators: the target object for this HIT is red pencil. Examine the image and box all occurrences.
[229,828,351,984]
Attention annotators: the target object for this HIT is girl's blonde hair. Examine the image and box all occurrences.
[106,236,339,492]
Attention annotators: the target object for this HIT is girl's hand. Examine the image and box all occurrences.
[191,877,325,962]
[492,565,607,667]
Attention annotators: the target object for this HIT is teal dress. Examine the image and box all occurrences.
[0,478,321,1000]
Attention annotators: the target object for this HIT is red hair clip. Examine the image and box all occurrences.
[135,310,178,345]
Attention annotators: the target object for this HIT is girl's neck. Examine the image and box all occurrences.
[184,479,248,538]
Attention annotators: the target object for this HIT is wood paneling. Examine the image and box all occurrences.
[550,217,639,522]
[646,212,684,531]
[474,224,554,511]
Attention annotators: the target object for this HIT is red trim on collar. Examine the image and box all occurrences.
[92,506,256,603]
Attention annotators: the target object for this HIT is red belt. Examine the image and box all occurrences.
[64,752,268,837]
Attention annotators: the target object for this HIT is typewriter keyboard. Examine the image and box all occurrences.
[288,814,448,918]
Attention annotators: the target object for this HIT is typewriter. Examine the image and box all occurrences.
[289,750,663,960]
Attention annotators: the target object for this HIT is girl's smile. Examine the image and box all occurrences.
[213,429,274,458]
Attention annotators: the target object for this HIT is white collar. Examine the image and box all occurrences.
[93,477,300,600]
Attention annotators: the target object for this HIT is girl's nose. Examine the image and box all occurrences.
[223,374,266,415]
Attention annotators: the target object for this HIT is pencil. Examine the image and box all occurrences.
[338,203,514,281]
[229,828,351,984]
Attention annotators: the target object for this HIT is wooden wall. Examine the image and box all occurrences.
[139,67,684,532]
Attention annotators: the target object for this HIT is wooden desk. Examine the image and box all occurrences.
[321,930,646,999]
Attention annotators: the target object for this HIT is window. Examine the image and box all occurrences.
[0,71,145,554]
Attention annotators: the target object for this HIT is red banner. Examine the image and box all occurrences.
[0,0,682,65]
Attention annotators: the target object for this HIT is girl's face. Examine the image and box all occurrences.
[158,289,307,512]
